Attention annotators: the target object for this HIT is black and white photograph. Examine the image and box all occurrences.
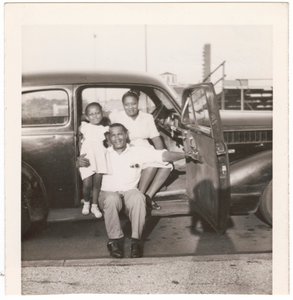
[4,2,289,296]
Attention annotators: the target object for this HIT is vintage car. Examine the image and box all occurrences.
[21,71,272,237]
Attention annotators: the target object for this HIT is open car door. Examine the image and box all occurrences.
[180,83,230,234]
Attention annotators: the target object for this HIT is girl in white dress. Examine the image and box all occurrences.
[110,90,172,210]
[79,102,109,217]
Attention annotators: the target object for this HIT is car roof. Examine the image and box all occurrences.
[22,70,171,89]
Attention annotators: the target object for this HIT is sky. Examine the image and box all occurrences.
[23,25,272,87]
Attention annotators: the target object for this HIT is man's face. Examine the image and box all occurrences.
[109,126,128,151]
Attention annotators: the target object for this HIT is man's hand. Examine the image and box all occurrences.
[186,150,203,164]
[76,154,90,168]
[162,149,203,164]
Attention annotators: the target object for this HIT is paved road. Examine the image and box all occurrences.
[21,253,272,295]
[22,213,271,261]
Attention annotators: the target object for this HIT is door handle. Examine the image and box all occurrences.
[189,137,196,148]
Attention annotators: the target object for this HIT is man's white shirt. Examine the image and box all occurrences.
[101,144,167,192]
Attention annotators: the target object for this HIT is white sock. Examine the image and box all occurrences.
[92,204,97,208]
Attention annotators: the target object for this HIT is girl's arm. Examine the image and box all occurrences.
[104,131,112,148]
[78,129,83,153]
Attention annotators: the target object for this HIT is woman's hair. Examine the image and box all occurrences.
[122,89,141,103]
[85,102,103,116]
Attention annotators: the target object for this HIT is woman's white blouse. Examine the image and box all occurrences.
[109,110,159,147]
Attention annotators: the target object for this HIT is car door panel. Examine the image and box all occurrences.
[21,86,78,209]
[180,83,230,234]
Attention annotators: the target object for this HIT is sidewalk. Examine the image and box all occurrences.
[21,253,272,295]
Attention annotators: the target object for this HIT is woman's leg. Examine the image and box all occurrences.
[139,167,171,210]
[138,167,157,194]
[146,168,171,199]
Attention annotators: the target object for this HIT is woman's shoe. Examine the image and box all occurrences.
[151,201,161,210]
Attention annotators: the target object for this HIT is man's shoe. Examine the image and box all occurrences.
[131,241,143,258]
[107,241,123,258]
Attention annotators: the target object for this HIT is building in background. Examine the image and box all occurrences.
[216,79,273,110]
[159,72,177,86]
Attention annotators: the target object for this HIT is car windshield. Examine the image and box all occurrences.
[167,86,182,107]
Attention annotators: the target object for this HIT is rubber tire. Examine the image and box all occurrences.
[21,176,32,238]
[259,180,272,226]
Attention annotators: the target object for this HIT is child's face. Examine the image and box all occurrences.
[86,105,103,125]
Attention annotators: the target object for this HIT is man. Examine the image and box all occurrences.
[78,123,194,258]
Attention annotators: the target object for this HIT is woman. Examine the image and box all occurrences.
[109,90,172,210]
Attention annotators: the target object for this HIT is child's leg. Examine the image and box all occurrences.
[82,176,93,215]
[83,176,93,203]
[91,173,103,218]
[92,173,103,204]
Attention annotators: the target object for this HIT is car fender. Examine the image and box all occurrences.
[230,150,272,187]
[22,162,48,222]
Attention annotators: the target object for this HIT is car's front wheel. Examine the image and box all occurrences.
[21,175,32,238]
[258,180,272,226]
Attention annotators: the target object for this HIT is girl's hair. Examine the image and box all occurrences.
[85,102,103,115]
[122,89,141,103]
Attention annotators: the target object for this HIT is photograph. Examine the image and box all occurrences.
[4,2,289,296]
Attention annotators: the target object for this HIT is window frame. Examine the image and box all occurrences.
[22,88,70,128]
[77,83,178,115]
[181,88,212,137]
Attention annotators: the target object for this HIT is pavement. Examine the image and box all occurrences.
[21,253,272,295]
[21,213,272,295]
[22,214,272,261]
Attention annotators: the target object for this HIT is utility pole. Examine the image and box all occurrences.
[93,34,97,102]
[93,34,97,70]
[145,25,148,72]
[236,79,244,111]
[145,25,148,111]
[221,62,225,110]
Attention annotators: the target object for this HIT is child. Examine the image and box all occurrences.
[79,102,109,218]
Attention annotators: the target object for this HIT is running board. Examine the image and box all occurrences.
[151,199,190,216]
[47,199,191,223]
[154,189,187,201]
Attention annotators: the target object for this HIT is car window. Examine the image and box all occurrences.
[22,90,69,126]
[183,88,211,135]
[81,88,154,116]
[189,89,208,126]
